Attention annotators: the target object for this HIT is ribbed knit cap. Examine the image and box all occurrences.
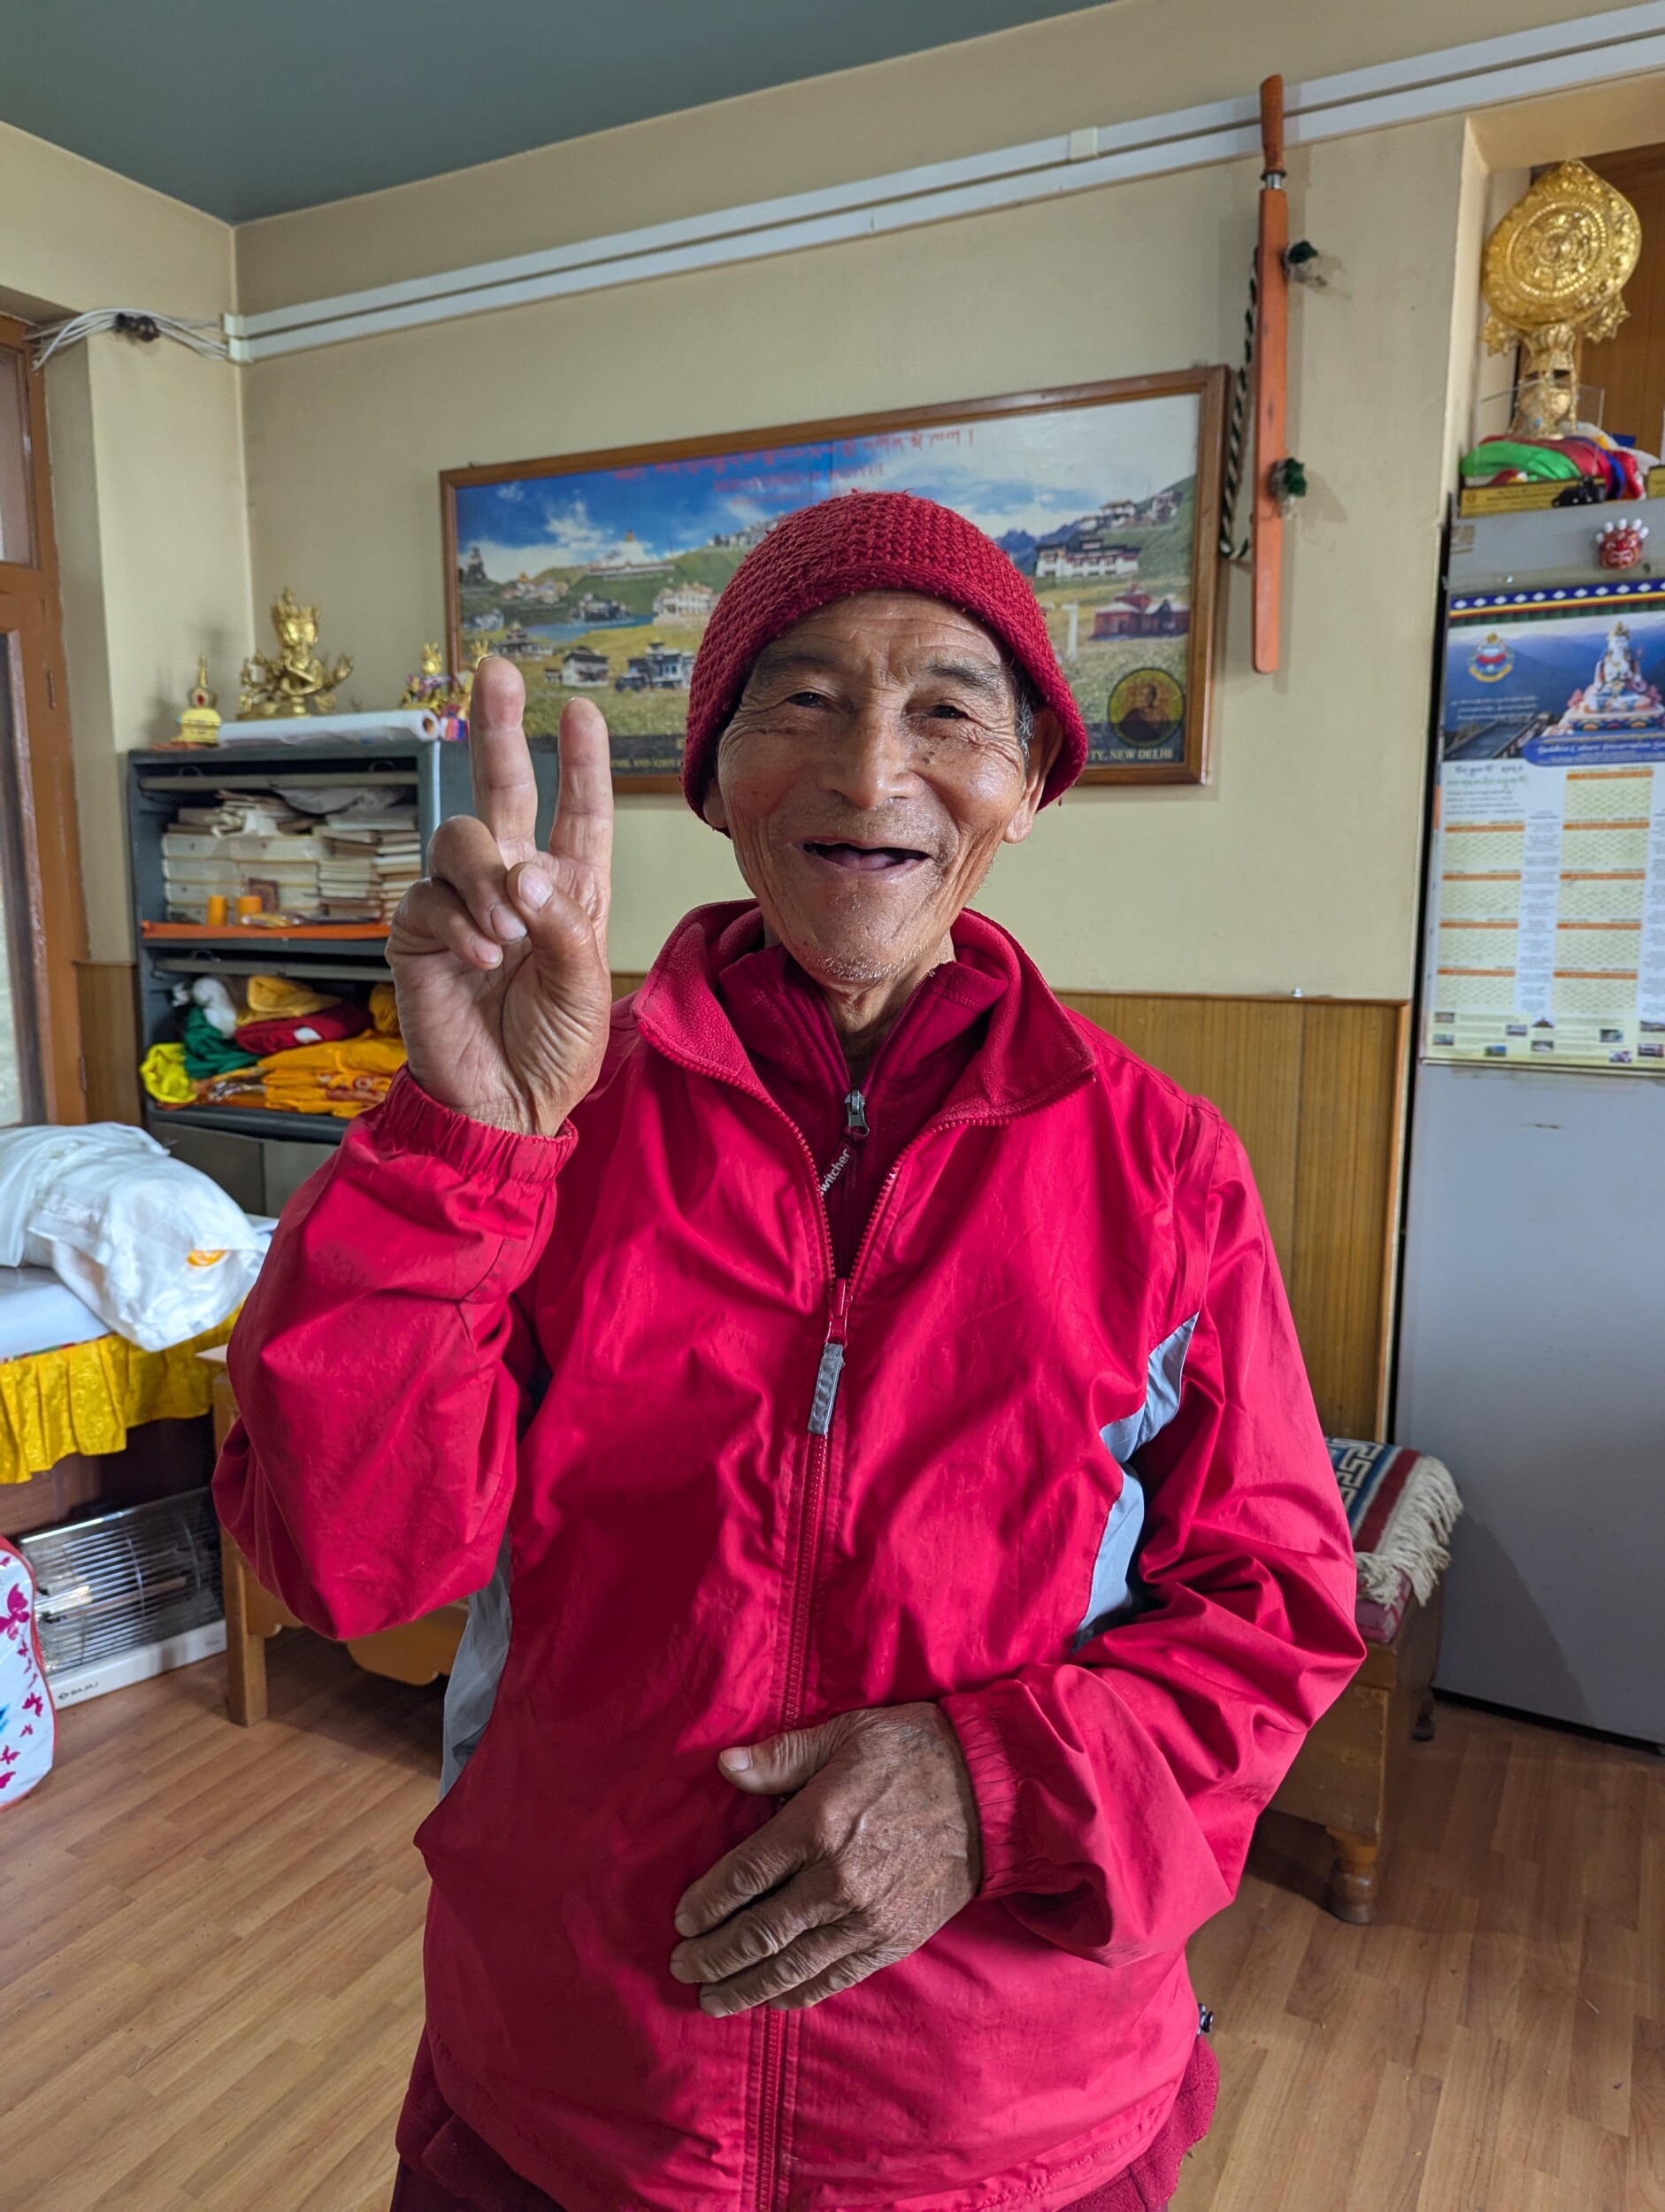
[681,491,1088,815]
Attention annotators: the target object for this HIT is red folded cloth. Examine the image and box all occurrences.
[234,1002,370,1055]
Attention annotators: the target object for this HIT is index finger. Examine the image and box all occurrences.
[468,656,540,858]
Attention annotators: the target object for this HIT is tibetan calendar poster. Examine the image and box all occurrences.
[1425,577,1665,1071]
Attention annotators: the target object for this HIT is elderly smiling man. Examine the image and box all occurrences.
[215,493,1362,2212]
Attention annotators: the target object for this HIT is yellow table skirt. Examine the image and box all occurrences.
[0,1315,237,1486]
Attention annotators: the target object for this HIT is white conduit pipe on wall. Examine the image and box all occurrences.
[225,2,1665,363]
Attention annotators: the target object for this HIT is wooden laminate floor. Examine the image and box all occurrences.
[2,1637,1661,2212]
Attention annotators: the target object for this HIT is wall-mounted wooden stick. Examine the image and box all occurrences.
[1252,73,1289,674]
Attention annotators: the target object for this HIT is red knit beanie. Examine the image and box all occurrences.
[681,491,1088,815]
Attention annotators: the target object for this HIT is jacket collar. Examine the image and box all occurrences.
[632,901,1095,1125]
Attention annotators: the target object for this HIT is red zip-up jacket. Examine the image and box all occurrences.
[215,902,1363,2212]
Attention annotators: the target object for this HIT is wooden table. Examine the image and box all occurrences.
[205,1350,465,1726]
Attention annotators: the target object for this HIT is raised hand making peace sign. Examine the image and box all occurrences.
[388,656,614,1136]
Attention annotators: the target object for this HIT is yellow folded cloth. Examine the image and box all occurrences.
[240,972,337,1022]
[139,1041,194,1103]
[259,1033,407,1118]
[369,980,402,1037]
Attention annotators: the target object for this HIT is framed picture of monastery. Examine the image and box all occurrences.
[441,369,1228,790]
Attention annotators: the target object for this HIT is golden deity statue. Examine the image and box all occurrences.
[1481,159,1641,439]
[401,642,448,705]
[239,588,354,717]
[401,641,474,720]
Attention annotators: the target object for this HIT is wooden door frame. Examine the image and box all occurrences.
[0,309,88,1120]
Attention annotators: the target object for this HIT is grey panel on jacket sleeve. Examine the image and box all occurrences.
[440,1532,513,1798]
[1074,1314,1198,1651]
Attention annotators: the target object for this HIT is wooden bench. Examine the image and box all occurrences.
[1269,1581,1442,1923]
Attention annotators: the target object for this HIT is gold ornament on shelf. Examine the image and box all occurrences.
[176,656,221,746]
[239,587,354,717]
[400,641,447,706]
[1481,159,1642,439]
[401,641,474,725]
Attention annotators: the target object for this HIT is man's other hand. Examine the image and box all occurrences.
[670,1703,982,2015]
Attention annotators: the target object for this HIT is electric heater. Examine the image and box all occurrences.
[19,1488,226,1708]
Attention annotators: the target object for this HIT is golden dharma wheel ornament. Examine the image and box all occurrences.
[1481,159,1641,439]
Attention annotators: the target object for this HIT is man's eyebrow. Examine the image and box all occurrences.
[919,657,1011,702]
[748,643,841,683]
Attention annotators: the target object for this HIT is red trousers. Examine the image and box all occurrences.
[389,2032,1217,2212]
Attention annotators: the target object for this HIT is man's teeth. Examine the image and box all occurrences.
[805,841,921,870]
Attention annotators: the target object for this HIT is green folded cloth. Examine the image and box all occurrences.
[1460,438,1582,481]
[180,1003,260,1078]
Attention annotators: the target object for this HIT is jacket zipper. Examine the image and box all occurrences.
[756,1115,931,2212]
[635,1041,1061,2212]
[756,1267,851,2211]
[633,992,1094,2208]
[817,1087,869,1197]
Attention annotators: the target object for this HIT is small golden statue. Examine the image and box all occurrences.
[176,656,221,746]
[1482,159,1641,439]
[239,587,354,717]
[401,641,474,726]
[401,641,448,707]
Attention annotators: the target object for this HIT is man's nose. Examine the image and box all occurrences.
[818,699,917,810]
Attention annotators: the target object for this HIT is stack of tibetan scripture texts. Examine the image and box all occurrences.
[160,787,422,925]
[314,810,423,921]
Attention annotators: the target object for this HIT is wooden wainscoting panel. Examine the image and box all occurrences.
[73,959,142,1123]
[1288,1000,1410,1440]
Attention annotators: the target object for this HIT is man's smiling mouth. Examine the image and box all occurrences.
[798,841,928,872]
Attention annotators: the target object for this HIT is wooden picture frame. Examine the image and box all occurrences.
[441,368,1229,792]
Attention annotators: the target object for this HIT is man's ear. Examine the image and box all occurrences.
[1002,708,1064,845]
[701,772,729,833]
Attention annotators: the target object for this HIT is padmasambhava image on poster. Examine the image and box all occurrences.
[444,376,1224,788]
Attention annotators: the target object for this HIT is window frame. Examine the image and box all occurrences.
[0,310,88,1123]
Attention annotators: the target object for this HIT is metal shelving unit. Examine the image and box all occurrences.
[127,733,560,1210]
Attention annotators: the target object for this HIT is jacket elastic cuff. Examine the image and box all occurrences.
[940,1688,1032,1901]
[364,1068,577,1185]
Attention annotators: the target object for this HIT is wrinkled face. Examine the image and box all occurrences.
[703,593,1060,989]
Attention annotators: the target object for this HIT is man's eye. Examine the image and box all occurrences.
[784,690,832,710]
[923,702,971,720]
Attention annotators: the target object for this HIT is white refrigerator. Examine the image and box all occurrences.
[1395,497,1665,1745]
[1396,1059,1665,1742]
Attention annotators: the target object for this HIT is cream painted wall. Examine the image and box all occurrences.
[239,107,1470,995]
[0,119,252,959]
[48,338,253,958]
